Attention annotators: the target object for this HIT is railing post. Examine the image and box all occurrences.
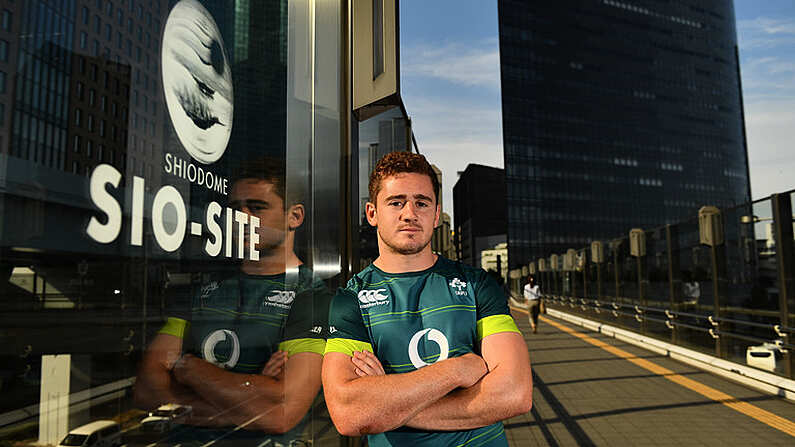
[597,262,602,299]
[700,206,728,359]
[666,224,681,344]
[772,193,794,379]
[582,251,588,301]
[631,229,647,334]
[611,241,622,326]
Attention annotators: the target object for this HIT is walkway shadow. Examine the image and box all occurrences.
[533,354,664,367]
[543,371,703,387]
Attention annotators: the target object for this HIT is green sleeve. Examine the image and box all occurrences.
[474,270,520,340]
[280,285,332,356]
[324,288,373,356]
[157,283,196,339]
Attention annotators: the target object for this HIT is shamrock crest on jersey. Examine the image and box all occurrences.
[449,277,468,296]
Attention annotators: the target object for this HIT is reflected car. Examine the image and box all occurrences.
[57,420,121,447]
[140,403,193,433]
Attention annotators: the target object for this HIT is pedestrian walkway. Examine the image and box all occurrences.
[504,308,795,446]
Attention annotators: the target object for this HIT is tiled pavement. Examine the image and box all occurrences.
[504,308,795,446]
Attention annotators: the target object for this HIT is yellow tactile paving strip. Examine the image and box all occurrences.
[511,307,795,437]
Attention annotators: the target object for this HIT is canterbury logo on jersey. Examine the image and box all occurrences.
[201,329,240,369]
[449,277,468,296]
[264,290,296,309]
[357,289,389,308]
[408,328,449,369]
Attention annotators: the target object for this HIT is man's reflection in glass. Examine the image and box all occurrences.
[134,157,331,446]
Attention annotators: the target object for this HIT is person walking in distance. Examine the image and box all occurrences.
[524,275,541,333]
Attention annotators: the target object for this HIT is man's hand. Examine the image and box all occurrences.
[261,351,288,378]
[351,351,487,386]
[171,353,197,385]
[454,353,488,388]
[351,351,385,377]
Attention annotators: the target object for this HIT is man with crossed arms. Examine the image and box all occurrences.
[322,152,532,446]
[134,158,330,446]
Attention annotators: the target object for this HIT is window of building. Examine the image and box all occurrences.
[87,115,94,132]
[82,6,89,25]
[75,108,82,127]
[73,135,80,152]
[80,31,87,49]
[0,40,7,62]
[94,15,101,34]
[1,9,11,31]
[88,89,95,106]
[0,71,5,94]
[86,139,93,158]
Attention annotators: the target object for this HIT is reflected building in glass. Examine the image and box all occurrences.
[0,0,408,445]
[498,0,752,268]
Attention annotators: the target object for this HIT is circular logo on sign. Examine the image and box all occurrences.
[162,0,233,164]
[201,329,240,369]
[408,328,449,369]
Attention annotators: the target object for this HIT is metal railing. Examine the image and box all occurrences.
[512,190,795,380]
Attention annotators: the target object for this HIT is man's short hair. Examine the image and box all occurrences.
[368,152,440,205]
[230,157,305,208]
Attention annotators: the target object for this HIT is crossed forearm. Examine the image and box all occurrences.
[173,354,284,429]
[405,365,530,430]
[324,353,486,436]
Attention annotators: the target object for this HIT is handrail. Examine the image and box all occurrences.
[543,295,788,345]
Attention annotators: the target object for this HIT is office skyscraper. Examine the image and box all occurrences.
[453,164,507,269]
[498,0,752,268]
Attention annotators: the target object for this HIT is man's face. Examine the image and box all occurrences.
[366,172,440,256]
[229,179,299,253]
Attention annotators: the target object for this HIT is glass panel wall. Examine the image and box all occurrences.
[1,1,345,446]
[540,193,795,380]
[355,106,411,270]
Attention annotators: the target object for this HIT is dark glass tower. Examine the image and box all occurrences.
[498,0,752,268]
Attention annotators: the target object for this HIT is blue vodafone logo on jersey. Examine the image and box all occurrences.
[408,328,449,369]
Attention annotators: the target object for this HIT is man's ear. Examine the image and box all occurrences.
[287,204,305,230]
[434,203,441,228]
[365,202,378,227]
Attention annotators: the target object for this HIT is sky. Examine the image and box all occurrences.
[399,0,795,220]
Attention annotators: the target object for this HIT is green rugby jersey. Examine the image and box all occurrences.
[158,264,331,444]
[325,256,520,447]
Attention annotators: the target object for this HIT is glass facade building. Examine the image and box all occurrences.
[0,1,407,445]
[498,0,752,268]
[453,164,507,271]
